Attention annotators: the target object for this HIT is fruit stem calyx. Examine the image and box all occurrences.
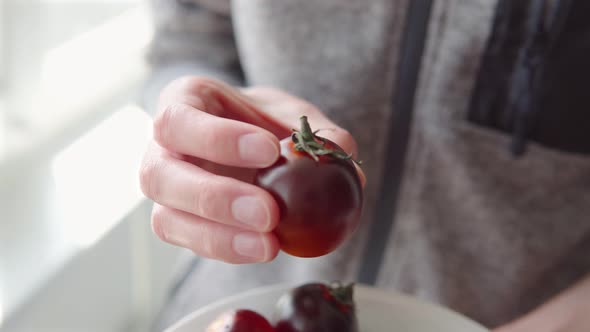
[329,282,355,308]
[291,116,361,165]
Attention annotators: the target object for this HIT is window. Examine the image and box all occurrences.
[0,0,151,160]
[0,0,156,327]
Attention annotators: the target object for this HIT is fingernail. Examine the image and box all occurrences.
[231,196,270,230]
[232,233,266,260]
[238,133,278,166]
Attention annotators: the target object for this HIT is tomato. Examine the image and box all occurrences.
[205,309,275,332]
[255,116,363,257]
[273,282,358,332]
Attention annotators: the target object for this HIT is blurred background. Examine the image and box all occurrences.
[0,0,184,331]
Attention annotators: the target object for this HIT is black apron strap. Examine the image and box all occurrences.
[357,0,434,285]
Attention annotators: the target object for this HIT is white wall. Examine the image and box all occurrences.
[0,3,180,330]
[1,200,185,332]
[0,0,4,87]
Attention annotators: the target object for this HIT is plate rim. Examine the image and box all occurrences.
[164,282,489,332]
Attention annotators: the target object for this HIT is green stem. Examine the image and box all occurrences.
[329,282,355,307]
[299,116,316,141]
[291,116,362,165]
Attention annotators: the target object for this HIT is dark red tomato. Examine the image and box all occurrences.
[273,282,359,332]
[255,116,363,257]
[205,309,275,332]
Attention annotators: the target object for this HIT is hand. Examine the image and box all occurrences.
[493,316,590,332]
[139,76,362,263]
[492,274,590,332]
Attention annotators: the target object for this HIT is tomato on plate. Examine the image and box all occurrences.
[273,282,359,332]
[255,116,363,258]
[205,309,275,332]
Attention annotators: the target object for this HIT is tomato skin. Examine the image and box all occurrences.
[255,138,363,258]
[205,309,275,332]
[273,283,358,332]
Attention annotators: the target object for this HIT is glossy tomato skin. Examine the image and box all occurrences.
[255,138,363,257]
[205,309,275,332]
[273,283,358,332]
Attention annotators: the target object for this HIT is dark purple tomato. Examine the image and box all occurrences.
[205,309,275,332]
[255,116,363,257]
[273,282,359,332]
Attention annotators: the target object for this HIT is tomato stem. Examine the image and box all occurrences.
[328,282,355,308]
[291,116,362,165]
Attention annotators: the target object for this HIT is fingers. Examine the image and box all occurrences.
[158,76,291,137]
[241,87,359,157]
[145,76,366,264]
[242,87,365,183]
[152,204,280,263]
[140,143,280,232]
[154,103,280,168]
[355,163,367,188]
[155,77,360,168]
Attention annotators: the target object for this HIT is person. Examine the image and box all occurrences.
[139,0,590,331]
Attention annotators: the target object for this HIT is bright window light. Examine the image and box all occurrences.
[0,295,4,328]
[34,6,151,130]
[0,100,6,159]
[51,104,152,248]
[42,0,140,3]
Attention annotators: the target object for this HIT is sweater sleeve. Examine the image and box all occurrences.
[141,0,243,115]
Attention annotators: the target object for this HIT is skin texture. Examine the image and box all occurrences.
[139,76,364,264]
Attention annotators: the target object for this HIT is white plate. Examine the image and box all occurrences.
[165,283,489,332]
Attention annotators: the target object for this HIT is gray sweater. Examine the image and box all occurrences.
[144,0,590,330]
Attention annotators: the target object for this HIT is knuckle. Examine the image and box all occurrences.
[153,103,175,145]
[139,159,162,201]
[251,86,287,97]
[139,160,154,197]
[150,205,168,242]
[154,103,191,146]
[202,125,229,152]
[190,179,218,218]
[176,75,219,96]
[188,228,218,259]
[199,235,217,258]
[160,76,209,109]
